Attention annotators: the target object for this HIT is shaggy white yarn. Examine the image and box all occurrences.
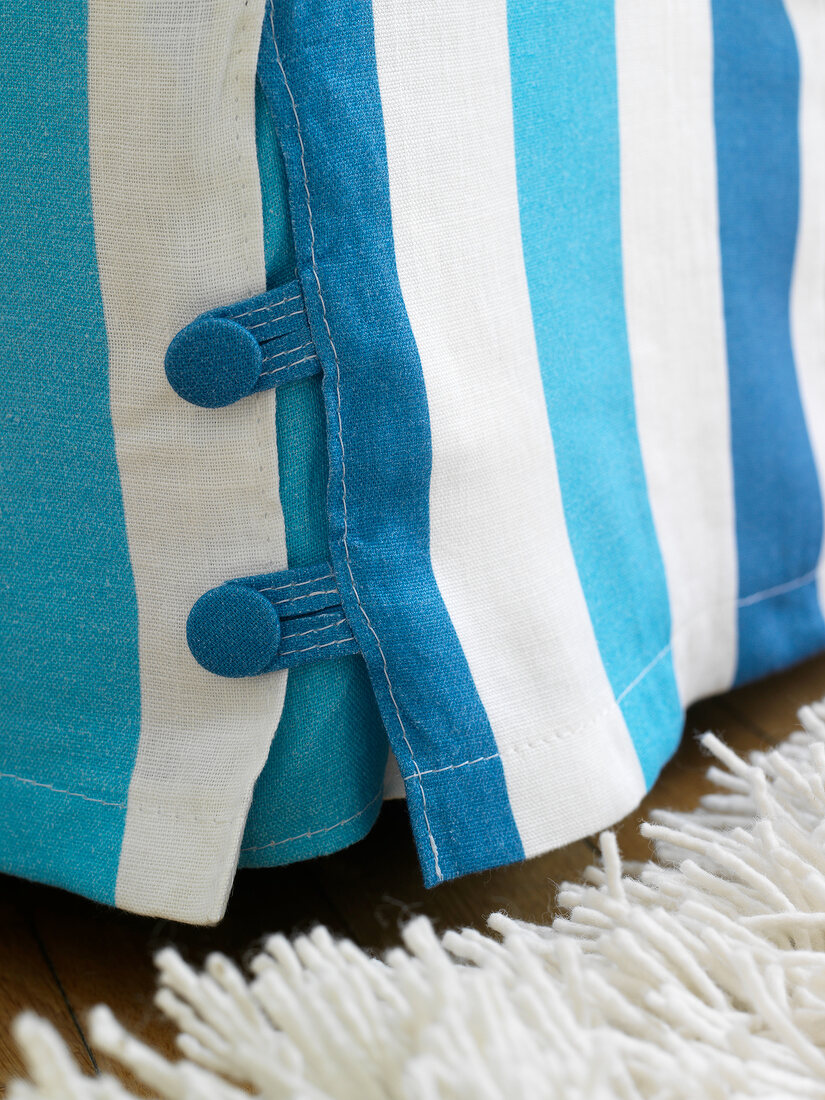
[11,701,825,1099]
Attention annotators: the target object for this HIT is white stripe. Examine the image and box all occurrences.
[615,0,738,705]
[88,1,288,922]
[784,0,825,615]
[371,0,646,855]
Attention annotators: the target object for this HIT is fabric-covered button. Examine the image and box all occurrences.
[165,317,263,408]
[187,585,281,677]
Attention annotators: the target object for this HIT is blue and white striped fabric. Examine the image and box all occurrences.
[2,0,824,923]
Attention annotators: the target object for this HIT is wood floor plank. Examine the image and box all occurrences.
[721,651,825,742]
[26,861,348,1090]
[0,878,94,1091]
[25,886,172,1095]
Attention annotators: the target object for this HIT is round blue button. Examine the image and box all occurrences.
[187,585,281,678]
[165,317,263,408]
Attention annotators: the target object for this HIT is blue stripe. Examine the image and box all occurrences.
[259,0,523,883]
[507,0,682,786]
[712,0,825,682]
[0,4,141,902]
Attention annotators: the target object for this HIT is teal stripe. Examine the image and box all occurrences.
[240,93,386,866]
[507,0,682,785]
[0,3,141,900]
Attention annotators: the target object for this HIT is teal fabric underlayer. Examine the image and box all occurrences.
[238,80,387,868]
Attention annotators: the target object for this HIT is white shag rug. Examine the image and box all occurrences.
[11,701,825,1099]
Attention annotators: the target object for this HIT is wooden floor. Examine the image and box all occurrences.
[3,654,825,1093]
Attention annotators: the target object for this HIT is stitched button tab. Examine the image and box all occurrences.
[187,585,281,678]
[165,317,263,408]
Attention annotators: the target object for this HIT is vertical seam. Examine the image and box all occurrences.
[269,13,443,880]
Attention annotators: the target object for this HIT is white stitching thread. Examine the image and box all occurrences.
[240,789,382,853]
[0,771,127,808]
[259,353,319,378]
[404,754,499,783]
[231,291,301,321]
[258,571,334,594]
[273,587,338,605]
[281,617,346,642]
[260,339,314,363]
[270,20,444,880]
[279,635,354,658]
[246,306,306,332]
[0,771,242,824]
[738,567,818,608]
